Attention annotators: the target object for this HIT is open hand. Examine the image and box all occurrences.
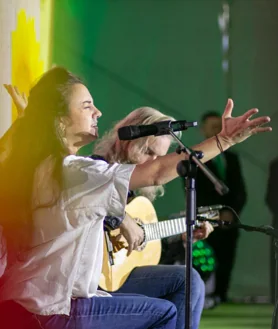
[3,84,28,117]
[218,99,271,146]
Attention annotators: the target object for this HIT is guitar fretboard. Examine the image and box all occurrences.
[143,217,187,241]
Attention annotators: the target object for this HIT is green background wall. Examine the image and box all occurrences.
[52,0,278,298]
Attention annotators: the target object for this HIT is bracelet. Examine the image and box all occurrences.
[215,135,224,153]
[138,222,146,244]
[135,222,147,251]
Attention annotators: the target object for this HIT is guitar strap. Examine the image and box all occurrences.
[127,190,136,204]
[89,154,107,162]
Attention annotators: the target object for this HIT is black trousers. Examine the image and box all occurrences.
[271,236,276,304]
[270,218,278,304]
[207,227,239,302]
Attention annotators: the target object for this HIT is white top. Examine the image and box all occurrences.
[0,155,135,315]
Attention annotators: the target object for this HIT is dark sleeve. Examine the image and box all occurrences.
[266,159,278,215]
[104,216,124,230]
[227,154,247,214]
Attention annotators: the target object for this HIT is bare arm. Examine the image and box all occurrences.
[129,99,271,191]
[3,84,28,118]
[129,135,230,190]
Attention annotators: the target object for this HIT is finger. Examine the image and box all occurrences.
[22,93,28,103]
[8,85,17,98]
[3,84,12,95]
[241,108,259,121]
[115,234,122,242]
[194,230,203,238]
[3,84,11,94]
[248,116,271,128]
[133,239,141,250]
[114,245,120,252]
[127,244,133,256]
[222,99,234,118]
[251,126,272,134]
[14,86,20,96]
[208,223,214,232]
[197,232,206,240]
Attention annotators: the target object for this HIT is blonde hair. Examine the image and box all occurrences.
[94,106,180,201]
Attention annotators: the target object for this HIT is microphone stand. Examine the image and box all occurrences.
[235,223,278,329]
[168,130,229,329]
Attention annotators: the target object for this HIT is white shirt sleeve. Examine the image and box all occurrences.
[62,155,135,219]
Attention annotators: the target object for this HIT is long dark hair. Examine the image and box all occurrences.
[0,67,82,269]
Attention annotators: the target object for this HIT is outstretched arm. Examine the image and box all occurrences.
[130,99,271,191]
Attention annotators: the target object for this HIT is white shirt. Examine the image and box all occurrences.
[0,155,135,315]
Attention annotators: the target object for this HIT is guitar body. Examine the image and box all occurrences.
[99,196,161,292]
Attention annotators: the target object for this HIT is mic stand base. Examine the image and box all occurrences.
[237,224,278,329]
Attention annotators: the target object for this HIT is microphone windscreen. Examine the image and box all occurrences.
[118,125,158,140]
[118,126,139,140]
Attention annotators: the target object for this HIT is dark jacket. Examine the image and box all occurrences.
[196,151,247,215]
[266,157,278,227]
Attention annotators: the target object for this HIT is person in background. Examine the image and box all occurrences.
[195,111,247,306]
[265,157,278,304]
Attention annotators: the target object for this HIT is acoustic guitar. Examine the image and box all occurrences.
[99,196,218,292]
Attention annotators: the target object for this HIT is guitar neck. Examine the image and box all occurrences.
[143,217,187,242]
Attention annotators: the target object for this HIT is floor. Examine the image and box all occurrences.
[199,304,274,329]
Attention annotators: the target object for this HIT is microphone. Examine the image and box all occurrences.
[177,205,225,217]
[197,204,225,214]
[118,120,198,140]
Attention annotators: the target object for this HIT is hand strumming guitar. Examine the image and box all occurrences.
[118,214,144,256]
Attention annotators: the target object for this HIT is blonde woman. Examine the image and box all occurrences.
[94,106,215,329]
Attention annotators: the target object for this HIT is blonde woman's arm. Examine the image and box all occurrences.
[130,99,271,191]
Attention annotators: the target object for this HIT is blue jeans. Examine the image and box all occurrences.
[115,265,205,329]
[6,266,204,329]
[35,294,177,329]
